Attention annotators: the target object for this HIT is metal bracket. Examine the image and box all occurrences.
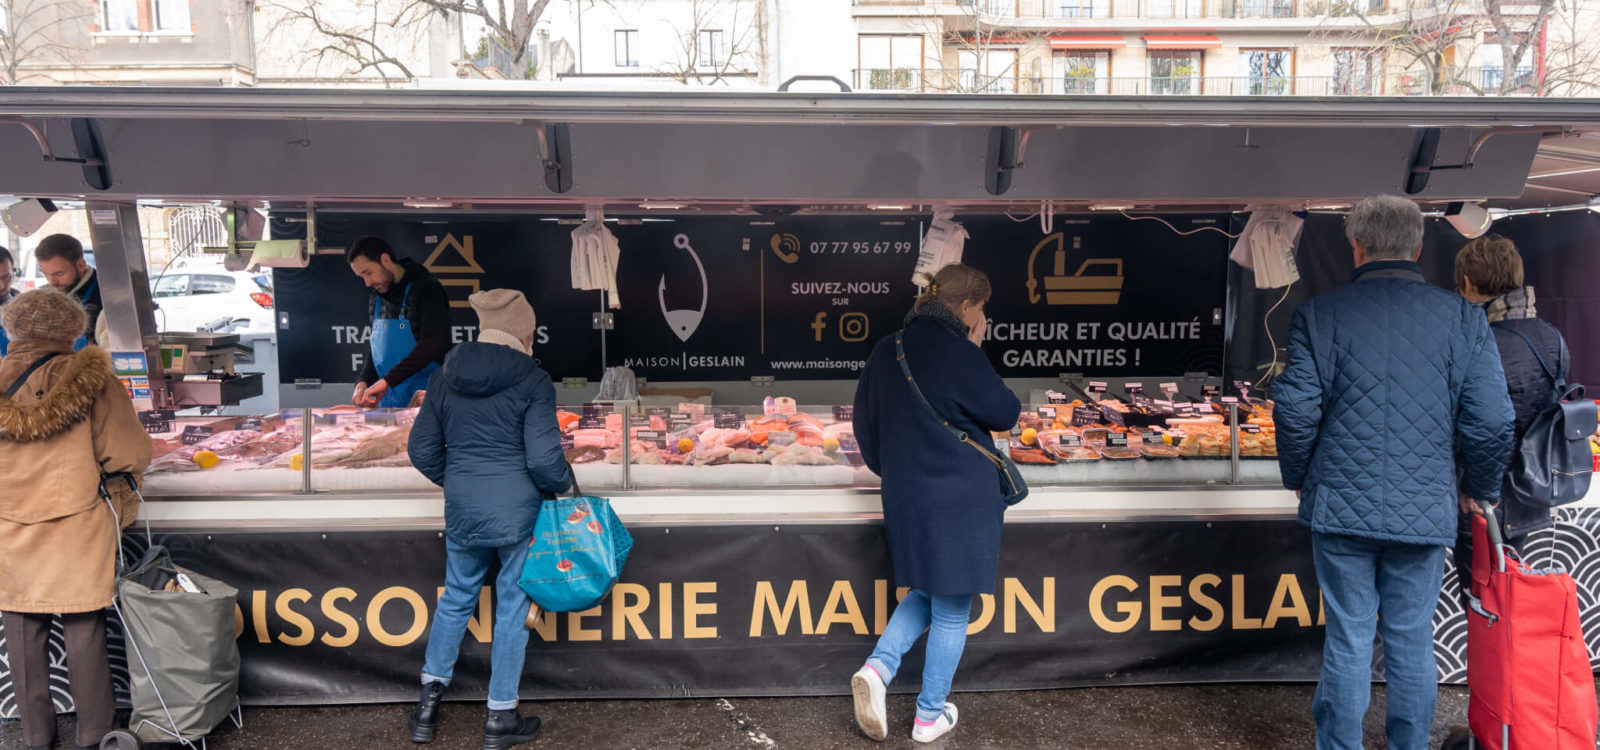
[535,122,573,193]
[985,126,1023,196]
[751,376,775,387]
[0,116,112,189]
[1407,127,1566,194]
[777,75,852,92]
[591,312,614,330]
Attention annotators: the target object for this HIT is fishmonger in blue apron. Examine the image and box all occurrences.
[368,283,440,408]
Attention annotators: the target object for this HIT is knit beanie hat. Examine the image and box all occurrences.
[2,288,87,343]
[468,288,536,342]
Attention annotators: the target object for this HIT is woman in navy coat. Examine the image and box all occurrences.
[848,264,1022,744]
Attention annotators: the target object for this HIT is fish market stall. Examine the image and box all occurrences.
[1,88,1598,709]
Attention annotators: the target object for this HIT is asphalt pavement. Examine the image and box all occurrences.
[3,683,1477,750]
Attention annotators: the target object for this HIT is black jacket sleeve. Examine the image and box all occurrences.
[380,278,454,388]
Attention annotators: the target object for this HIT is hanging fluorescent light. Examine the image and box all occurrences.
[1089,203,1135,211]
[639,202,685,210]
[869,204,910,211]
[403,198,454,209]
[1444,202,1493,239]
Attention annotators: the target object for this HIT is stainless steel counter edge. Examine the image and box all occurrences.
[133,484,1600,532]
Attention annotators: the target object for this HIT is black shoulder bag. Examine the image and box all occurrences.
[894,331,1028,506]
[1492,323,1595,507]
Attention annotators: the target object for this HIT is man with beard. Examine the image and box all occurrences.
[347,235,453,408]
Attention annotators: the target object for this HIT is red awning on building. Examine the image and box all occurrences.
[1049,36,1129,50]
[1143,35,1223,50]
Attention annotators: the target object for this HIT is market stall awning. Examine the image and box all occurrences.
[1049,36,1128,50]
[1143,35,1223,50]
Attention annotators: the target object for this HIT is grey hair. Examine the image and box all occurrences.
[1344,195,1424,261]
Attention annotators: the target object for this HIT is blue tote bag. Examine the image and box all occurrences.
[518,479,633,613]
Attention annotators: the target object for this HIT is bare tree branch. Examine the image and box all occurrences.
[0,0,93,85]
[658,0,761,85]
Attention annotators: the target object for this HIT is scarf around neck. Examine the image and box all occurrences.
[904,300,970,339]
[1483,286,1537,323]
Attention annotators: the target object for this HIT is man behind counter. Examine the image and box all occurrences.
[34,234,100,350]
[347,236,453,408]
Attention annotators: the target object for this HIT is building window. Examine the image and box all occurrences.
[101,0,138,32]
[615,29,639,67]
[962,0,1017,14]
[857,35,924,91]
[698,29,725,68]
[1057,52,1109,94]
[1235,0,1294,17]
[958,49,1019,93]
[1241,49,1292,94]
[154,0,191,31]
[1480,34,1534,91]
[1147,0,1204,18]
[1057,0,1111,17]
[1147,50,1200,94]
[1332,48,1380,95]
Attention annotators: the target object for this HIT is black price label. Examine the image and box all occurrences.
[1233,380,1253,395]
[1063,434,1083,448]
[1160,382,1179,393]
[1220,396,1240,405]
[560,435,575,450]
[646,407,671,418]
[629,414,651,428]
[1046,392,1069,405]
[1132,394,1155,409]
[1038,406,1057,420]
[635,430,664,442]
[1100,407,1127,427]
[832,405,854,422]
[1175,403,1197,416]
[1125,382,1144,394]
[1241,424,1262,434]
[669,414,693,430]
[1107,432,1129,447]
[1143,431,1166,445]
[139,410,175,434]
[1071,407,1101,426]
[1088,381,1109,393]
[714,410,744,429]
[180,426,215,445]
[577,416,605,430]
[237,418,264,432]
[1202,385,1221,398]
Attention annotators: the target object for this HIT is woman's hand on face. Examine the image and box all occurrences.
[963,303,987,347]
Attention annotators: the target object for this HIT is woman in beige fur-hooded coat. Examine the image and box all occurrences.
[0,288,152,614]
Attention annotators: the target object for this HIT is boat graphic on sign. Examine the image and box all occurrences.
[1026,233,1124,306]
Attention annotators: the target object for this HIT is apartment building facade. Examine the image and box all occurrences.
[8,0,255,85]
[851,0,1566,96]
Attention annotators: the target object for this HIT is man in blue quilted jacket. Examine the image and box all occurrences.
[406,288,573,750]
[1273,194,1515,750]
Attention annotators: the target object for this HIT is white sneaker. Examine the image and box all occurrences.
[911,703,958,743]
[851,666,888,741]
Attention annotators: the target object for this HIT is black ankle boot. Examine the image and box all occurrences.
[408,681,446,743]
[481,708,542,750]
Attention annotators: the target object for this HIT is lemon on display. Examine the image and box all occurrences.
[677,438,695,454]
[290,454,304,472]
[1019,427,1038,446]
[822,437,841,453]
[193,450,220,469]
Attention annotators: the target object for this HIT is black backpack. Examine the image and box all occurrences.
[1494,323,1596,507]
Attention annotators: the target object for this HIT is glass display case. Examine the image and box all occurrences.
[137,394,1284,497]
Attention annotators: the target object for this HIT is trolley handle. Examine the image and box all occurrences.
[1476,499,1507,573]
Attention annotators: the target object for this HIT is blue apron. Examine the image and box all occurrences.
[371,282,438,409]
[72,276,97,351]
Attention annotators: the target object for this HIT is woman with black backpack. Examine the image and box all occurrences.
[1445,234,1576,745]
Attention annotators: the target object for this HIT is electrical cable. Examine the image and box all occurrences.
[1120,210,1244,238]
[1255,281,1296,390]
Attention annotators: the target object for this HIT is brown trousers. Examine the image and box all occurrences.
[2,610,116,748]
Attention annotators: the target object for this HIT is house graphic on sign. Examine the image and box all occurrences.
[423,234,485,309]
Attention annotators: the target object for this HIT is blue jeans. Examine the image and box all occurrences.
[422,538,533,710]
[864,590,972,722]
[1311,531,1447,750]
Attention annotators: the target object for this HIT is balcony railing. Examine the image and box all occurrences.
[854,0,1383,19]
[851,68,1539,96]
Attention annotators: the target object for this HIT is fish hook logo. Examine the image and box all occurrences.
[659,233,709,342]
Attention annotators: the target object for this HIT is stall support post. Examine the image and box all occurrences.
[1228,402,1240,484]
[299,407,313,494]
[85,201,167,406]
[620,404,631,491]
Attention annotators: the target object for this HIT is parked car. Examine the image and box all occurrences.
[150,269,275,333]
